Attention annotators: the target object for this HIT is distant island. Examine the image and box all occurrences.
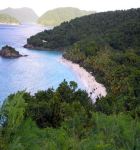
[0,45,27,58]
[38,7,95,26]
[0,13,19,25]
[0,7,38,23]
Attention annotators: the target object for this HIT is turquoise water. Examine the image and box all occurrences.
[0,24,84,104]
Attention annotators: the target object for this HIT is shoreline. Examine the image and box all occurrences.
[24,44,65,51]
[60,57,107,102]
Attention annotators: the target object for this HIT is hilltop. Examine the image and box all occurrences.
[0,7,38,23]
[38,7,95,26]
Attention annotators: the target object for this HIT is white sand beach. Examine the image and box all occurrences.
[60,57,107,102]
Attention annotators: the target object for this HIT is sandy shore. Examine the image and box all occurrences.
[60,57,107,102]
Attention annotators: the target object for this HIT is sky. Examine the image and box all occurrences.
[0,0,140,16]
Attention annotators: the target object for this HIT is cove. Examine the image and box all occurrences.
[0,24,85,104]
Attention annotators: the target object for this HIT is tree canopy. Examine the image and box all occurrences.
[1,81,140,149]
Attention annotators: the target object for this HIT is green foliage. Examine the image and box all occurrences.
[27,8,140,50]
[65,43,140,116]
[0,88,140,150]
[63,48,86,63]
[8,118,44,150]
[1,7,140,150]
[0,92,27,149]
[1,92,27,129]
[79,113,140,150]
[8,118,79,150]
[23,80,92,128]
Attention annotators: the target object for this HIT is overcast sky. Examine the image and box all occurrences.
[0,0,140,16]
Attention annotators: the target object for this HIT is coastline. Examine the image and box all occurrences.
[60,57,107,102]
[24,44,65,51]
[24,43,107,102]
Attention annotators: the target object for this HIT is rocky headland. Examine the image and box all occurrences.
[0,45,27,58]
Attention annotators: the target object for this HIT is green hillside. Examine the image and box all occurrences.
[27,8,140,50]
[0,13,19,24]
[0,7,38,23]
[1,8,140,149]
[38,7,95,26]
[26,8,140,116]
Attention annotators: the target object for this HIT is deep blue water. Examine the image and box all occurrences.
[0,24,84,104]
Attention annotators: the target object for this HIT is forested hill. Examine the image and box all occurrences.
[0,7,38,23]
[38,7,95,26]
[27,8,140,50]
[1,8,140,149]
[0,13,19,24]
[26,8,140,119]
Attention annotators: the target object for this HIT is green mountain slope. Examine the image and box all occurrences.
[27,8,140,50]
[0,13,19,24]
[38,7,95,26]
[26,8,140,117]
[0,7,38,23]
[1,8,140,150]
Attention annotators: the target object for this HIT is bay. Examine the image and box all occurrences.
[0,24,85,104]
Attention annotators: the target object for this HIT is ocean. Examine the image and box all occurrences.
[0,24,85,104]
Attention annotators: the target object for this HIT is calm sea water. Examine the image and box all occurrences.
[0,24,84,104]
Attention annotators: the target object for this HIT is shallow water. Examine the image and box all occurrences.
[0,24,85,104]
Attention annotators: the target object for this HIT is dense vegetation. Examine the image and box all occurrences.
[0,8,140,149]
[0,7,38,23]
[38,7,95,26]
[27,8,140,116]
[27,8,140,49]
[1,81,140,149]
[0,13,19,24]
[64,42,140,116]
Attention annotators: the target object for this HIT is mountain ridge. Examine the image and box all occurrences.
[0,7,38,23]
[38,7,95,26]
